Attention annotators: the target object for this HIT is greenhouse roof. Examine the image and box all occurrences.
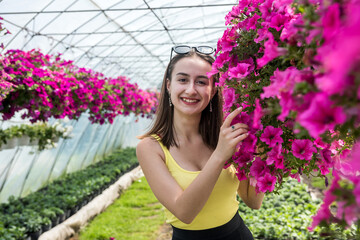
[0,0,236,89]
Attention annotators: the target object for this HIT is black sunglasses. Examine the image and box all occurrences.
[170,45,215,60]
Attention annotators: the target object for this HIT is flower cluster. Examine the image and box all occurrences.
[0,49,158,124]
[0,120,73,151]
[0,18,14,102]
[212,0,360,232]
[0,16,11,49]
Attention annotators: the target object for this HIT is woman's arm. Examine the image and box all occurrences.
[237,179,264,210]
[137,138,225,224]
[137,107,248,224]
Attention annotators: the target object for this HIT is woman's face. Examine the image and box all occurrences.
[167,55,215,116]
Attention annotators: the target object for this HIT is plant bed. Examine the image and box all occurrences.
[0,147,138,240]
[239,178,357,239]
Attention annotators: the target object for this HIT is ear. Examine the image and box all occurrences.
[211,86,217,99]
[166,78,171,93]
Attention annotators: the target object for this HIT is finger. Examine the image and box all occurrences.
[224,123,249,135]
[231,123,249,131]
[229,127,248,138]
[233,132,249,143]
[223,107,243,128]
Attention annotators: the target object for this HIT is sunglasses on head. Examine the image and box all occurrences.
[170,45,215,60]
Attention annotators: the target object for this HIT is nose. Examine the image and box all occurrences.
[185,81,197,95]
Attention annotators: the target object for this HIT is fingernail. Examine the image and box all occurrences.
[238,107,243,111]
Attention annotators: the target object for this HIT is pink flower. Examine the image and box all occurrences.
[261,67,299,104]
[225,5,242,25]
[269,13,289,31]
[354,183,360,206]
[218,28,237,53]
[257,172,277,192]
[253,99,263,129]
[241,132,257,153]
[308,205,332,231]
[320,149,332,165]
[235,167,247,181]
[280,14,303,43]
[336,201,358,226]
[222,86,237,112]
[250,157,269,178]
[230,110,251,127]
[278,92,296,121]
[257,34,288,68]
[298,93,347,138]
[209,52,230,78]
[321,3,341,42]
[246,14,261,31]
[228,63,251,79]
[258,0,274,19]
[348,141,360,172]
[267,144,285,169]
[315,2,360,95]
[260,126,283,148]
[232,149,253,167]
[292,139,317,161]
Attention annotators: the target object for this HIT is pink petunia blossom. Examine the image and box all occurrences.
[266,143,285,169]
[314,138,330,149]
[336,201,358,226]
[308,205,332,231]
[209,52,230,78]
[298,93,347,138]
[258,0,274,19]
[246,14,261,31]
[278,92,296,121]
[253,99,263,129]
[260,126,283,148]
[321,3,341,42]
[257,172,277,192]
[348,141,360,172]
[261,67,299,99]
[250,157,270,178]
[241,132,257,153]
[280,14,303,43]
[230,110,251,127]
[269,13,289,31]
[232,149,253,167]
[228,63,252,79]
[257,34,288,68]
[354,183,360,206]
[225,5,242,25]
[218,28,237,53]
[222,86,237,112]
[315,2,360,95]
[236,167,247,181]
[292,139,317,161]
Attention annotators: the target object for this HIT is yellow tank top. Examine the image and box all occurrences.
[151,134,239,230]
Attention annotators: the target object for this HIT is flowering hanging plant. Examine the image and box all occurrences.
[0,17,14,102]
[0,49,158,124]
[211,0,360,234]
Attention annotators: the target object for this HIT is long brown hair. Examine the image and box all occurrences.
[139,50,223,150]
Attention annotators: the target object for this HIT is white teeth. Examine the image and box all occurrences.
[182,98,198,103]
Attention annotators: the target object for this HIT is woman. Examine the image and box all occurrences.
[136,45,264,240]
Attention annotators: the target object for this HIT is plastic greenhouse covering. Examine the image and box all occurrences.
[0,0,237,203]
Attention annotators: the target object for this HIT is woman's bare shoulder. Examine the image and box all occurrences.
[136,136,164,162]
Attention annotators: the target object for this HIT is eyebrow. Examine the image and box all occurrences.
[176,72,209,79]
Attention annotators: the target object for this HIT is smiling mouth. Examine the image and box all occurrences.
[181,97,200,103]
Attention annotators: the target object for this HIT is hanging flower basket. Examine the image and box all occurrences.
[1,137,17,150]
[17,135,30,146]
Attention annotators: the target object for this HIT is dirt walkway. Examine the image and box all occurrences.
[155,223,172,240]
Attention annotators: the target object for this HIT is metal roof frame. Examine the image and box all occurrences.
[0,0,236,89]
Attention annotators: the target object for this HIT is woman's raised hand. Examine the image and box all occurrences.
[214,107,249,163]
